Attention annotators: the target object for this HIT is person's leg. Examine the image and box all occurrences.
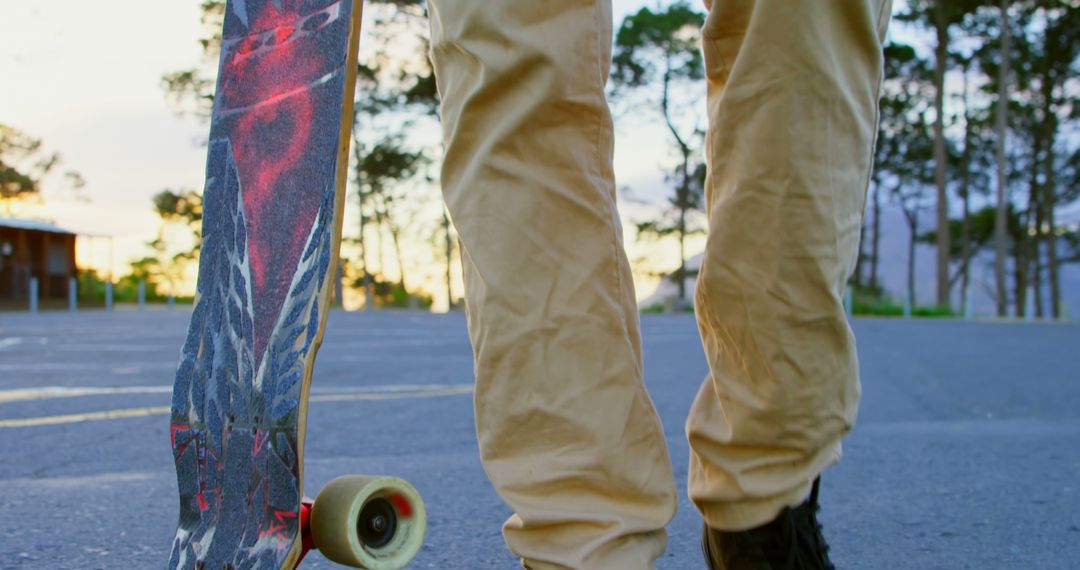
[687,0,892,532]
[427,1,677,568]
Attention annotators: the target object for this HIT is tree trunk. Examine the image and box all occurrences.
[961,183,971,314]
[353,136,375,311]
[677,155,689,302]
[1028,130,1043,318]
[933,0,951,309]
[994,0,1010,317]
[959,62,973,316]
[1039,26,1061,319]
[443,208,454,311]
[335,264,344,308]
[1014,245,1027,319]
[373,191,386,287]
[907,210,918,313]
[660,55,694,304]
[1044,131,1060,319]
[374,194,408,294]
[1015,202,1031,319]
[855,213,867,290]
[871,178,882,292]
[1032,204,1044,318]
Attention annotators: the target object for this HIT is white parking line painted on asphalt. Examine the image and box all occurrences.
[5,471,157,489]
[0,386,171,403]
[0,362,177,372]
[0,338,22,350]
[0,405,172,428]
[17,337,463,352]
[48,344,177,352]
[308,386,473,403]
[0,386,474,428]
[0,383,473,404]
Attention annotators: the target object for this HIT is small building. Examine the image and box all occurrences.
[0,217,78,304]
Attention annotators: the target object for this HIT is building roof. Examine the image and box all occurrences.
[0,217,76,235]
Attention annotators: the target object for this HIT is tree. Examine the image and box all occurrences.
[164,0,448,311]
[611,2,706,303]
[951,53,996,314]
[875,43,938,310]
[127,189,206,299]
[993,0,1012,317]
[975,0,1080,318]
[161,0,225,119]
[355,136,426,297]
[1018,1,1078,319]
[900,0,990,310]
[153,188,203,261]
[0,124,83,213]
[136,235,187,298]
[347,0,442,309]
[926,203,1078,301]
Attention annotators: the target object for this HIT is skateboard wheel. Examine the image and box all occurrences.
[311,475,426,569]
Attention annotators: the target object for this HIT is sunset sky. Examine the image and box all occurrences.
[2,0,704,308]
[9,1,1040,315]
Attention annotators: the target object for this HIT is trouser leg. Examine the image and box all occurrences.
[427,1,678,567]
[686,0,892,531]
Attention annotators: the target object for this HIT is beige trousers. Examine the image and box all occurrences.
[427,1,891,568]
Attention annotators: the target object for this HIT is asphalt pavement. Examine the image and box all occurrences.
[0,309,1077,569]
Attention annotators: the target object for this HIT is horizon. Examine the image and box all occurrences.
[2,1,1075,315]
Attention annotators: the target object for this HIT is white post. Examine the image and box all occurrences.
[138,280,147,311]
[29,277,38,313]
[844,286,854,316]
[105,281,114,311]
[68,277,77,313]
[168,295,176,309]
[1024,288,1034,322]
[903,295,912,320]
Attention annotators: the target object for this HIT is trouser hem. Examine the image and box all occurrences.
[700,479,814,532]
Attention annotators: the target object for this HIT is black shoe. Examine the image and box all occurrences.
[702,478,834,570]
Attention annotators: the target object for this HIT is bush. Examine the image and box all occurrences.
[850,286,957,318]
[76,271,193,305]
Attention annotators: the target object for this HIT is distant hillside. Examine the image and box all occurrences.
[640,205,1079,319]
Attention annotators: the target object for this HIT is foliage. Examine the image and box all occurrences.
[611,3,704,89]
[612,2,707,300]
[850,285,958,318]
[129,235,188,296]
[0,124,83,210]
[861,1,1079,317]
[633,163,706,240]
[161,0,226,118]
[78,269,191,304]
[923,205,1080,269]
[348,2,440,302]
[153,188,204,259]
[163,0,449,309]
[348,272,432,309]
[877,43,937,204]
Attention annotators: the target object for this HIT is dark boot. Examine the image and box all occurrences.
[702,478,834,570]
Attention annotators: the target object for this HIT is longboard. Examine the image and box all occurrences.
[167,2,424,568]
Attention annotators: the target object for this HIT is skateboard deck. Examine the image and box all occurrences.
[167,1,363,568]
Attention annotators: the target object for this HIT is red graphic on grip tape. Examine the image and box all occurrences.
[217,0,343,363]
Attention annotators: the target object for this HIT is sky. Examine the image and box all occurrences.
[3,1,1075,315]
[1,1,210,273]
[1,0,686,308]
